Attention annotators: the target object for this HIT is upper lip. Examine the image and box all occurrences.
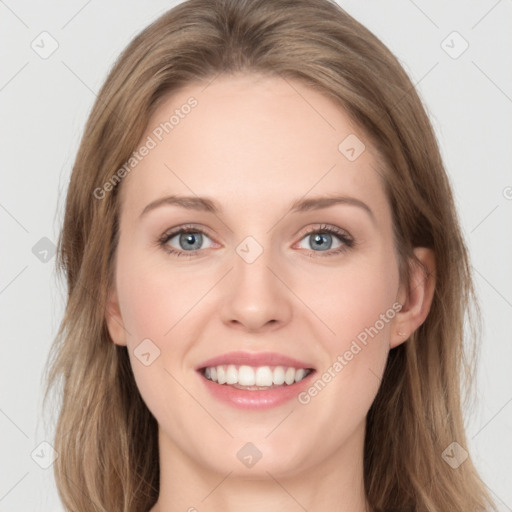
[196,351,315,370]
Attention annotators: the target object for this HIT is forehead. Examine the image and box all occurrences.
[119,73,388,220]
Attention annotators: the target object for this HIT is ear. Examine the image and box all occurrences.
[390,247,436,349]
[105,286,128,346]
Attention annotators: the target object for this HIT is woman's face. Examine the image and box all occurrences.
[106,73,408,479]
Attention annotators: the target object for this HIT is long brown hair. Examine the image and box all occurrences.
[43,0,496,510]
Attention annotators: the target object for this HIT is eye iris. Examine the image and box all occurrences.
[180,232,202,250]
[171,230,340,252]
[310,233,331,251]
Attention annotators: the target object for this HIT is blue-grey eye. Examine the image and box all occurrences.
[181,232,202,250]
[311,233,331,251]
[165,230,213,251]
[297,230,344,252]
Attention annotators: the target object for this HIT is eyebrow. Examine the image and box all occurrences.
[139,194,375,222]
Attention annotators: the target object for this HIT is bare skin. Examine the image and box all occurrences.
[105,73,435,512]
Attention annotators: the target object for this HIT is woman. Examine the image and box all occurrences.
[43,0,496,510]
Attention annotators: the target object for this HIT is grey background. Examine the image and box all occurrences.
[1,0,511,510]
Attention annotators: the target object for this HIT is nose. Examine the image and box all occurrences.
[219,242,293,333]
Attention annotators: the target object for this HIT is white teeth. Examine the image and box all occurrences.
[217,365,227,385]
[202,364,311,387]
[284,367,295,385]
[239,365,256,386]
[255,366,273,387]
[294,368,306,382]
[273,366,285,385]
[226,364,237,385]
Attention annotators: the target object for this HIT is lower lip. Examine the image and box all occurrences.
[197,370,315,410]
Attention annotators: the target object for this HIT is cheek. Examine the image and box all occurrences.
[115,254,205,344]
[306,257,399,349]
[114,252,203,420]
[293,271,398,445]
[307,256,399,404]
[116,236,399,352]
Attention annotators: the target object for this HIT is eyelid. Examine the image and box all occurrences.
[298,223,352,240]
[157,224,217,251]
[158,223,354,257]
[159,223,215,240]
[293,223,354,255]
[159,223,352,242]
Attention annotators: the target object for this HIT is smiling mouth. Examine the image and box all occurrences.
[199,364,315,390]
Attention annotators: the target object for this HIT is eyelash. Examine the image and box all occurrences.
[157,223,355,258]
